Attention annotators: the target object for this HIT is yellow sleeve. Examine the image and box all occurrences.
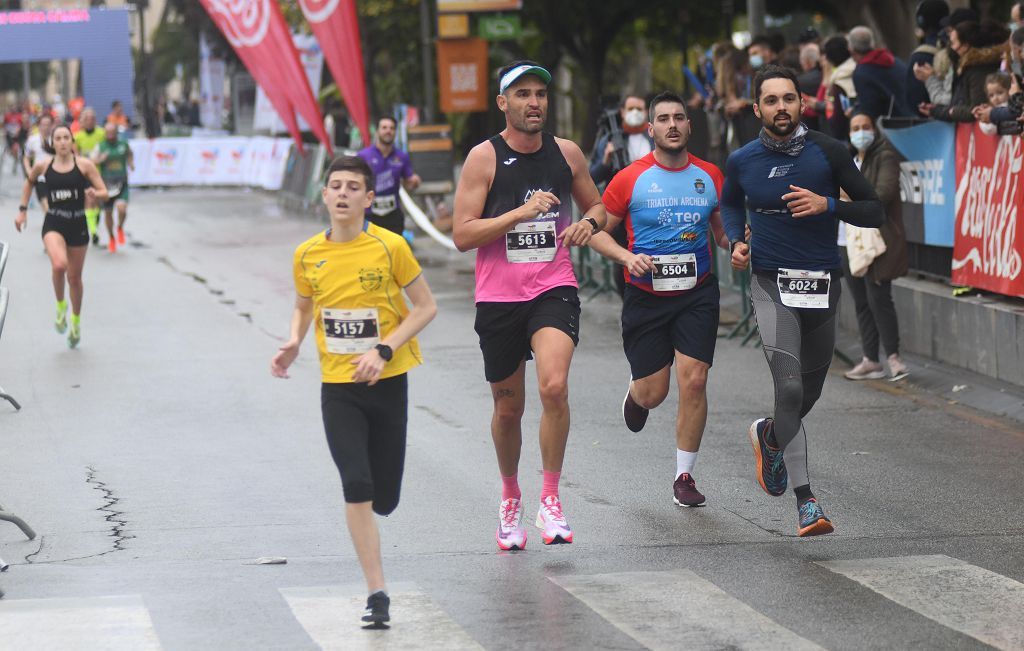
[391,238,422,287]
[292,246,313,297]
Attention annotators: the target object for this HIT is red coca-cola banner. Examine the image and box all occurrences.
[953,123,1024,297]
[199,0,332,154]
[298,0,371,146]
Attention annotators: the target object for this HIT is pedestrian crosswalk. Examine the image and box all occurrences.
[818,554,1024,651]
[279,583,483,650]
[549,570,824,651]
[1,555,1023,650]
[0,594,161,651]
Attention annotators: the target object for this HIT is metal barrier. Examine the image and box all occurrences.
[0,241,34,593]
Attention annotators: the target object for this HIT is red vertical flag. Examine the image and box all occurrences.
[298,0,371,146]
[199,0,332,154]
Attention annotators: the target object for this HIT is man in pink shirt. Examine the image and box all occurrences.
[453,61,607,550]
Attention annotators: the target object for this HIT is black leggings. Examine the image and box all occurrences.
[750,271,841,490]
[321,374,408,515]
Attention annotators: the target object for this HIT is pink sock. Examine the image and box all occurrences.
[501,474,521,501]
[541,470,561,500]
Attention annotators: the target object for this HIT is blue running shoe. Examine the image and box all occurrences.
[797,498,834,537]
[748,418,787,496]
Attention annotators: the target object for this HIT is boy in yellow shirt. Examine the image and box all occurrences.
[271,155,437,628]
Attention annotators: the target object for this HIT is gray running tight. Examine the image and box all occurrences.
[749,271,842,489]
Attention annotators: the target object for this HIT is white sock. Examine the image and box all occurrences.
[676,449,697,479]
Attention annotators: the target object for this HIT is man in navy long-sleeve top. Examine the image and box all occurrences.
[721,65,884,538]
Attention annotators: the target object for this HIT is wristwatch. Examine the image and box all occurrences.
[730,240,745,253]
[374,343,393,361]
[582,216,600,234]
[18,205,27,212]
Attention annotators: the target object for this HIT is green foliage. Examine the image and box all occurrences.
[359,0,425,116]
[150,14,198,88]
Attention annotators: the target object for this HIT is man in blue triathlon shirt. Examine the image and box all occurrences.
[357,116,421,235]
[590,91,730,507]
[722,65,883,536]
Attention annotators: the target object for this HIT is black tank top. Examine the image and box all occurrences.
[482,132,573,224]
[45,157,88,220]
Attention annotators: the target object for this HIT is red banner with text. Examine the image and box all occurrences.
[299,0,370,147]
[199,0,330,153]
[953,123,1024,297]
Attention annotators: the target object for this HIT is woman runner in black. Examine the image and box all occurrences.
[15,124,108,348]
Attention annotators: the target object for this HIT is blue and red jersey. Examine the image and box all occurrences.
[602,152,724,294]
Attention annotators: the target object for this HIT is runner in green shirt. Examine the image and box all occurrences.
[93,123,133,252]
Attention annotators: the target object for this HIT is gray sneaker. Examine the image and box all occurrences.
[845,357,885,380]
[887,353,909,381]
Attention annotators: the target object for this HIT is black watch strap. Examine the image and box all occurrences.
[582,216,600,234]
[374,343,393,361]
[18,204,27,212]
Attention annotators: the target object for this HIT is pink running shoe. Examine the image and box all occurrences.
[535,495,573,545]
[496,498,527,551]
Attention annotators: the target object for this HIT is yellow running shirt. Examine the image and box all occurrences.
[293,223,423,383]
[74,127,105,156]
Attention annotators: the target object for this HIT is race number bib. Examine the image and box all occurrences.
[371,194,397,216]
[651,253,697,291]
[777,269,831,309]
[505,221,556,263]
[322,308,380,354]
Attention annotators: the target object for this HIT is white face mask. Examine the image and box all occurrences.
[624,108,646,128]
[850,129,875,151]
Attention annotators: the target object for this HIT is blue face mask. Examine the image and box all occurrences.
[850,130,875,151]
[749,54,764,69]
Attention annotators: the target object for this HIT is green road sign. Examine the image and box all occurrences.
[478,15,521,40]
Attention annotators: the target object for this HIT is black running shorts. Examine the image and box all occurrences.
[621,276,720,379]
[474,285,581,383]
[321,374,408,516]
[41,214,89,247]
[366,207,404,236]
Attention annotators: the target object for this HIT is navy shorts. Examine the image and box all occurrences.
[474,285,581,383]
[621,276,720,379]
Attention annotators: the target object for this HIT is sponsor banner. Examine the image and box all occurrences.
[199,33,226,130]
[436,38,489,113]
[952,123,1024,297]
[254,32,323,133]
[199,0,331,152]
[884,120,957,247]
[127,137,290,190]
[299,0,371,146]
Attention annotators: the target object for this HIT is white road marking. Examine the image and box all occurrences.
[550,570,823,651]
[819,554,1024,650]
[280,583,482,650]
[0,594,161,651]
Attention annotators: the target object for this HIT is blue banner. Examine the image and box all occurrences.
[883,121,956,247]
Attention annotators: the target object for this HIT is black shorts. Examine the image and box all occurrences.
[474,285,581,383]
[621,276,720,379]
[366,207,404,235]
[321,374,408,516]
[41,214,89,247]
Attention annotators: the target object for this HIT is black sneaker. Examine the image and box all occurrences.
[622,386,649,432]
[91,233,100,246]
[673,473,706,507]
[361,590,390,629]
